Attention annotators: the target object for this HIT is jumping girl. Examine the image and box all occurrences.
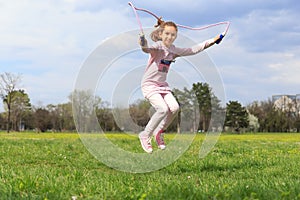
[138,19,224,153]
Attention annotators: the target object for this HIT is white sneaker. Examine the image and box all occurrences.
[139,133,153,153]
[155,129,166,150]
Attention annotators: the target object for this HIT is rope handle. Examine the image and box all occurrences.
[140,34,146,46]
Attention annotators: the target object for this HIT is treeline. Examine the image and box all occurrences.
[247,100,300,132]
[0,72,300,133]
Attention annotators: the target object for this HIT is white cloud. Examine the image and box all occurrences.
[232,8,300,52]
[267,53,300,85]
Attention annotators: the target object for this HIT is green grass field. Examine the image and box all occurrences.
[0,132,300,200]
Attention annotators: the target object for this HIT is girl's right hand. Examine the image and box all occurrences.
[139,34,147,46]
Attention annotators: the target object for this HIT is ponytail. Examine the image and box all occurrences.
[150,18,165,42]
[154,17,164,28]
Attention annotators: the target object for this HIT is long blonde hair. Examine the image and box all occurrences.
[150,19,178,42]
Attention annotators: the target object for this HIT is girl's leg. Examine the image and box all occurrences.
[140,93,169,137]
[153,93,179,149]
[139,93,169,153]
[154,93,180,134]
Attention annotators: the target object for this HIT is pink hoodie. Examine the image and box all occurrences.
[141,39,214,98]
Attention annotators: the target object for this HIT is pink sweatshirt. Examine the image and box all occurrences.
[141,39,214,98]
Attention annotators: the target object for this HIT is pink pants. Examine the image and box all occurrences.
[141,93,180,137]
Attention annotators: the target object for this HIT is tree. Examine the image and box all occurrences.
[57,103,75,131]
[0,72,21,133]
[96,101,118,132]
[296,98,300,132]
[34,107,51,132]
[47,103,75,132]
[265,109,288,132]
[247,99,297,132]
[225,101,249,133]
[295,118,300,132]
[248,113,259,132]
[210,94,226,132]
[0,113,5,130]
[70,90,102,132]
[173,87,198,132]
[129,99,151,128]
[192,82,213,132]
[247,100,273,132]
[172,83,224,133]
[9,90,31,131]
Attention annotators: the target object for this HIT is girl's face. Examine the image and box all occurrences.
[159,25,177,48]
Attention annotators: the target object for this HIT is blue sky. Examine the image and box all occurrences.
[0,0,299,111]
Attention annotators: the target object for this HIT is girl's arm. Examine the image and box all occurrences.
[139,36,163,55]
[204,34,224,49]
[173,34,223,57]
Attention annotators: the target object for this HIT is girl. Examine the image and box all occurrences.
[139,20,224,153]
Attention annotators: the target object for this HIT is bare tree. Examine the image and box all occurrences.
[0,72,21,133]
[70,89,100,132]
